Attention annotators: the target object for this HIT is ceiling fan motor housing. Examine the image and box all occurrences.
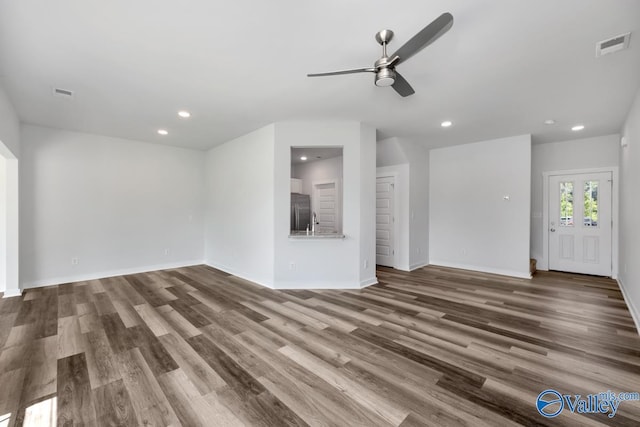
[375,68,396,86]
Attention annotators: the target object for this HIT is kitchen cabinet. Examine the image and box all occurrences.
[291,178,303,194]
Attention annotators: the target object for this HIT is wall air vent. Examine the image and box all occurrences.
[52,87,74,98]
[596,32,631,57]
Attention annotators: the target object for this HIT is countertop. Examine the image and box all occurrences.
[288,231,345,239]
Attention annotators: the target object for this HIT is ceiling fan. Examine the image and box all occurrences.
[307,12,454,97]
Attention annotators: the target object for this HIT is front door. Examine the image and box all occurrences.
[548,172,612,276]
[376,176,395,267]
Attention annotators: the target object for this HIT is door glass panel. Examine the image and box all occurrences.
[583,180,599,227]
[560,181,574,226]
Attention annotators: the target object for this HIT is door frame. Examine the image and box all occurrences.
[376,172,400,269]
[541,167,619,278]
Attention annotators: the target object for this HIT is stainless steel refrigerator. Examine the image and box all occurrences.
[291,193,311,231]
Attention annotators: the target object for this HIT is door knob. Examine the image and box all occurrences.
[550,228,556,232]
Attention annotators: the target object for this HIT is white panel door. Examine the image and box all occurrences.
[315,182,337,233]
[549,172,612,276]
[376,176,395,267]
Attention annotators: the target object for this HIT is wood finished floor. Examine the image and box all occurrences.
[0,265,639,426]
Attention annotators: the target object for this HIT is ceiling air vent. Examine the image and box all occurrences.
[596,32,631,57]
[52,87,74,98]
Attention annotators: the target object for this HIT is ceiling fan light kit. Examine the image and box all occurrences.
[307,12,453,97]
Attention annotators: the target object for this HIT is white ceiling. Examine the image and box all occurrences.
[1,1,639,150]
[291,147,343,165]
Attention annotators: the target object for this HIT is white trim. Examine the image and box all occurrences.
[206,260,376,290]
[204,261,274,289]
[360,277,378,288]
[617,277,640,335]
[541,167,618,277]
[376,171,401,270]
[409,261,429,271]
[2,288,23,298]
[21,260,205,289]
[272,279,370,290]
[430,260,532,279]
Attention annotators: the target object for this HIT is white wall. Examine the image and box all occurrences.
[20,125,205,288]
[376,137,429,271]
[0,85,20,159]
[530,135,620,268]
[620,87,640,330]
[204,125,275,287]
[0,84,20,296]
[273,121,377,289]
[429,134,532,278]
[292,155,343,196]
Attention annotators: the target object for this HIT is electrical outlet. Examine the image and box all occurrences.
[71,257,79,265]
[289,262,296,271]
[164,248,170,255]
[364,259,369,269]
[417,247,421,254]
[462,248,467,255]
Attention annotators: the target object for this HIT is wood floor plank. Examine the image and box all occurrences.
[187,334,266,401]
[84,329,122,390]
[0,368,25,417]
[92,379,137,426]
[279,344,409,425]
[100,312,135,354]
[158,332,227,395]
[57,316,85,359]
[157,368,244,427]
[116,348,180,427]
[127,324,179,377]
[56,353,97,426]
[18,336,57,408]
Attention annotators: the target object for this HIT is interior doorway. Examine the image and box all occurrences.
[547,170,613,276]
[376,175,395,267]
[0,141,20,297]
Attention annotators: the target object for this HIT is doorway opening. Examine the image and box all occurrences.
[0,141,20,297]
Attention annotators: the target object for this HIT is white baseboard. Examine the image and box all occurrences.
[204,261,274,289]
[617,277,640,335]
[2,288,23,298]
[409,261,429,271]
[205,261,377,290]
[272,279,370,290]
[429,260,532,279]
[360,277,378,288]
[21,260,205,290]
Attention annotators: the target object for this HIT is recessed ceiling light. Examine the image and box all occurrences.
[571,125,585,131]
[300,156,307,161]
[157,129,168,135]
[441,120,453,127]
[544,119,556,125]
[178,111,191,118]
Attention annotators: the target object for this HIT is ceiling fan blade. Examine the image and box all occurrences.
[391,12,453,66]
[392,72,415,97]
[307,68,376,77]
